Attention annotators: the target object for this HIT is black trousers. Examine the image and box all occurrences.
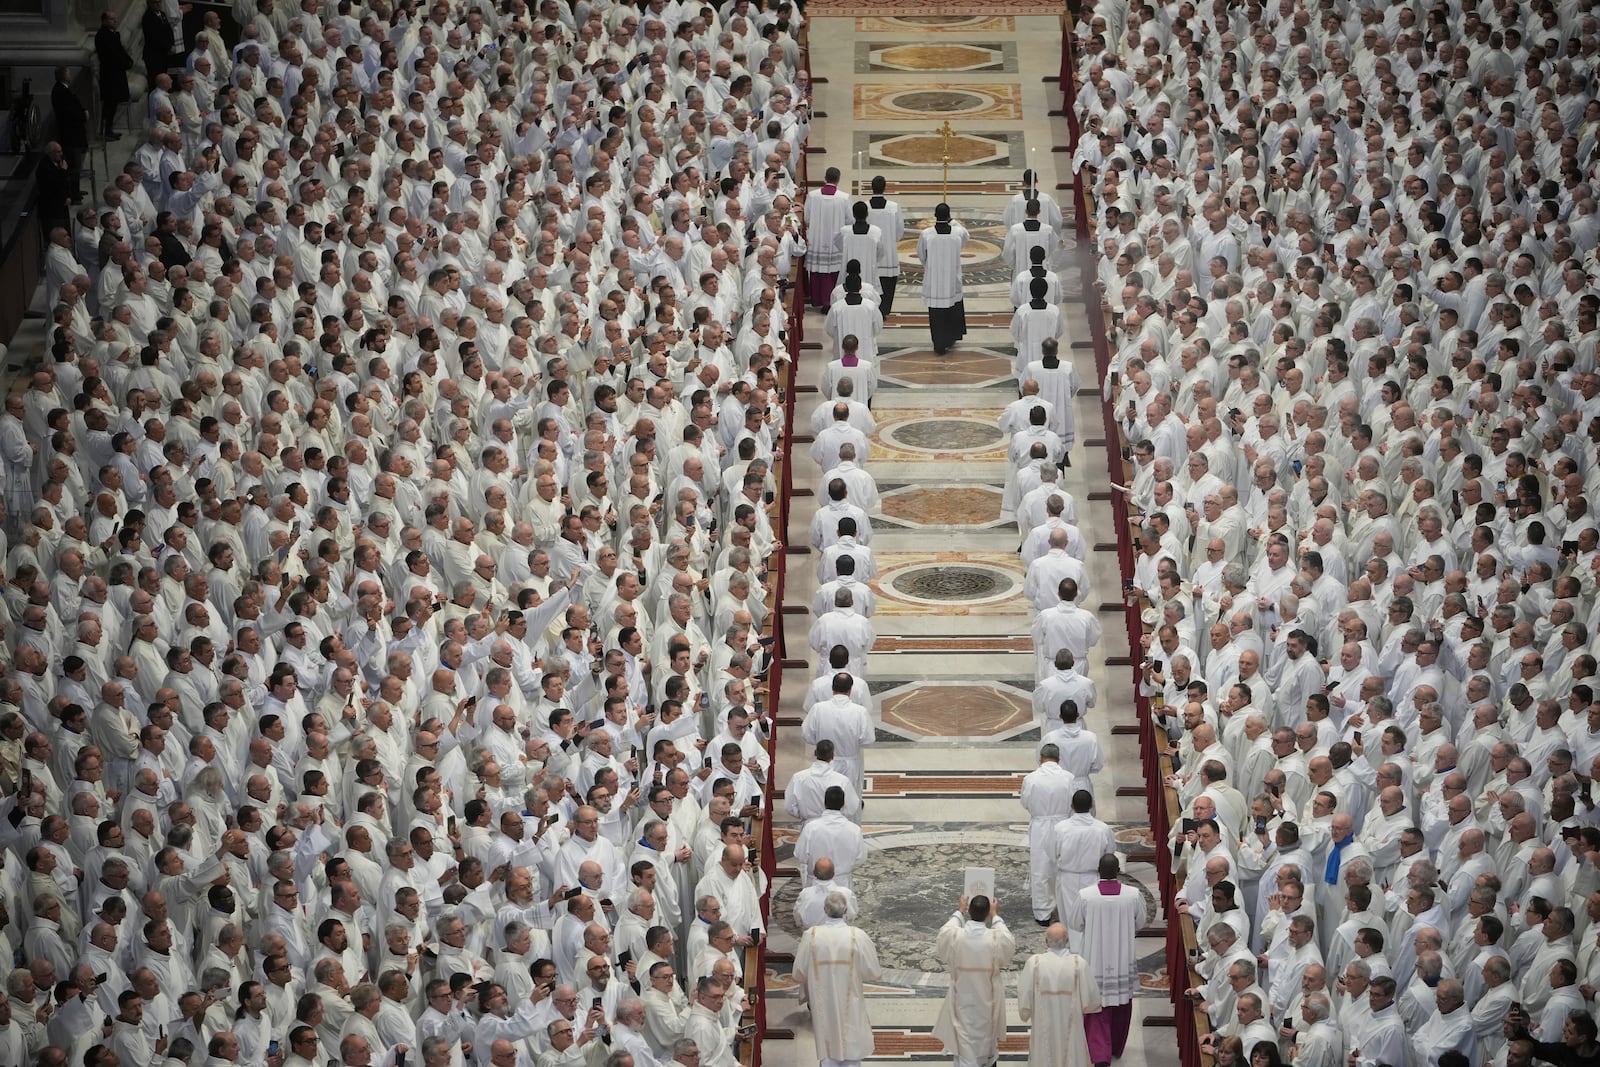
[877,274,898,318]
[928,300,966,354]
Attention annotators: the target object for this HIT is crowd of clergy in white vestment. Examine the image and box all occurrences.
[1061,0,1600,1063]
[0,0,854,1063]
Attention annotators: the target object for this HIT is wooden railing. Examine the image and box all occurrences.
[1063,23,1211,1067]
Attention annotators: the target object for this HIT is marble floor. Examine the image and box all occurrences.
[764,15,1178,1067]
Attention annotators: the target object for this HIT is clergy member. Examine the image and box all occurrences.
[1019,922,1102,1067]
[1021,746,1079,924]
[933,894,1015,1067]
[916,204,970,356]
[793,891,883,1067]
[864,176,905,316]
[805,168,851,306]
[1024,338,1081,458]
[1077,853,1143,1067]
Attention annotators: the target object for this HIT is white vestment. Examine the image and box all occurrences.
[794,810,868,888]
[801,696,875,793]
[1048,814,1116,932]
[933,912,1016,1067]
[1076,881,1142,1006]
[916,225,969,308]
[1021,762,1079,920]
[806,191,853,273]
[793,918,883,1062]
[1025,359,1081,449]
[1018,949,1102,1067]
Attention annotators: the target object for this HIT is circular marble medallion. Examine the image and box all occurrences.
[882,417,1003,452]
[892,89,988,114]
[891,565,1005,601]
[876,561,1019,609]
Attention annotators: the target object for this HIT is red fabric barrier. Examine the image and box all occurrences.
[1075,127,1208,1067]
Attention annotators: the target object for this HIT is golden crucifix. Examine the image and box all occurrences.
[937,120,955,202]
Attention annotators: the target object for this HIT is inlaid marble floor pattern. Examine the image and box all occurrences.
[765,14,1175,1067]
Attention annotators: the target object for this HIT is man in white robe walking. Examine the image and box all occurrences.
[864,176,905,316]
[1019,922,1101,1067]
[1025,338,1080,456]
[801,675,875,796]
[934,894,1015,1067]
[1048,792,1115,936]
[805,168,851,306]
[1077,853,1143,1066]
[793,787,868,889]
[916,203,969,355]
[1022,746,1079,923]
[793,891,882,1067]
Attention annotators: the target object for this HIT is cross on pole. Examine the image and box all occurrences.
[937,120,956,203]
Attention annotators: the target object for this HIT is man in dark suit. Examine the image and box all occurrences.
[49,67,87,198]
[94,12,133,138]
[153,212,192,270]
[140,6,176,91]
[36,142,73,235]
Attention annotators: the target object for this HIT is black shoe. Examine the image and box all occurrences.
[1063,452,1072,467]
[1035,917,1051,926]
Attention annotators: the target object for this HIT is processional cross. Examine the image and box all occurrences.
[937,120,955,202]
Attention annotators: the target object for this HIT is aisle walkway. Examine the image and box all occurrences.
[762,15,1179,1067]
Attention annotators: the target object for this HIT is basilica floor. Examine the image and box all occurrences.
[763,14,1179,1067]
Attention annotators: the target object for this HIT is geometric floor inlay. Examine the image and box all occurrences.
[880,683,1032,737]
[873,635,1034,653]
[857,41,1017,73]
[885,311,1020,329]
[880,345,1016,387]
[841,179,1025,197]
[854,15,1017,31]
[855,82,1025,120]
[856,129,1025,169]
[879,485,1003,526]
[867,771,1027,795]
[781,839,1039,971]
[771,836,1157,974]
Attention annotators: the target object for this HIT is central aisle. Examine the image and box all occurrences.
[760,14,1178,1067]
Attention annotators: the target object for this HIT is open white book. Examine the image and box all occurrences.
[964,866,996,902]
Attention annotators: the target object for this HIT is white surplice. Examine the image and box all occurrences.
[1018,948,1102,1067]
[794,918,883,1062]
